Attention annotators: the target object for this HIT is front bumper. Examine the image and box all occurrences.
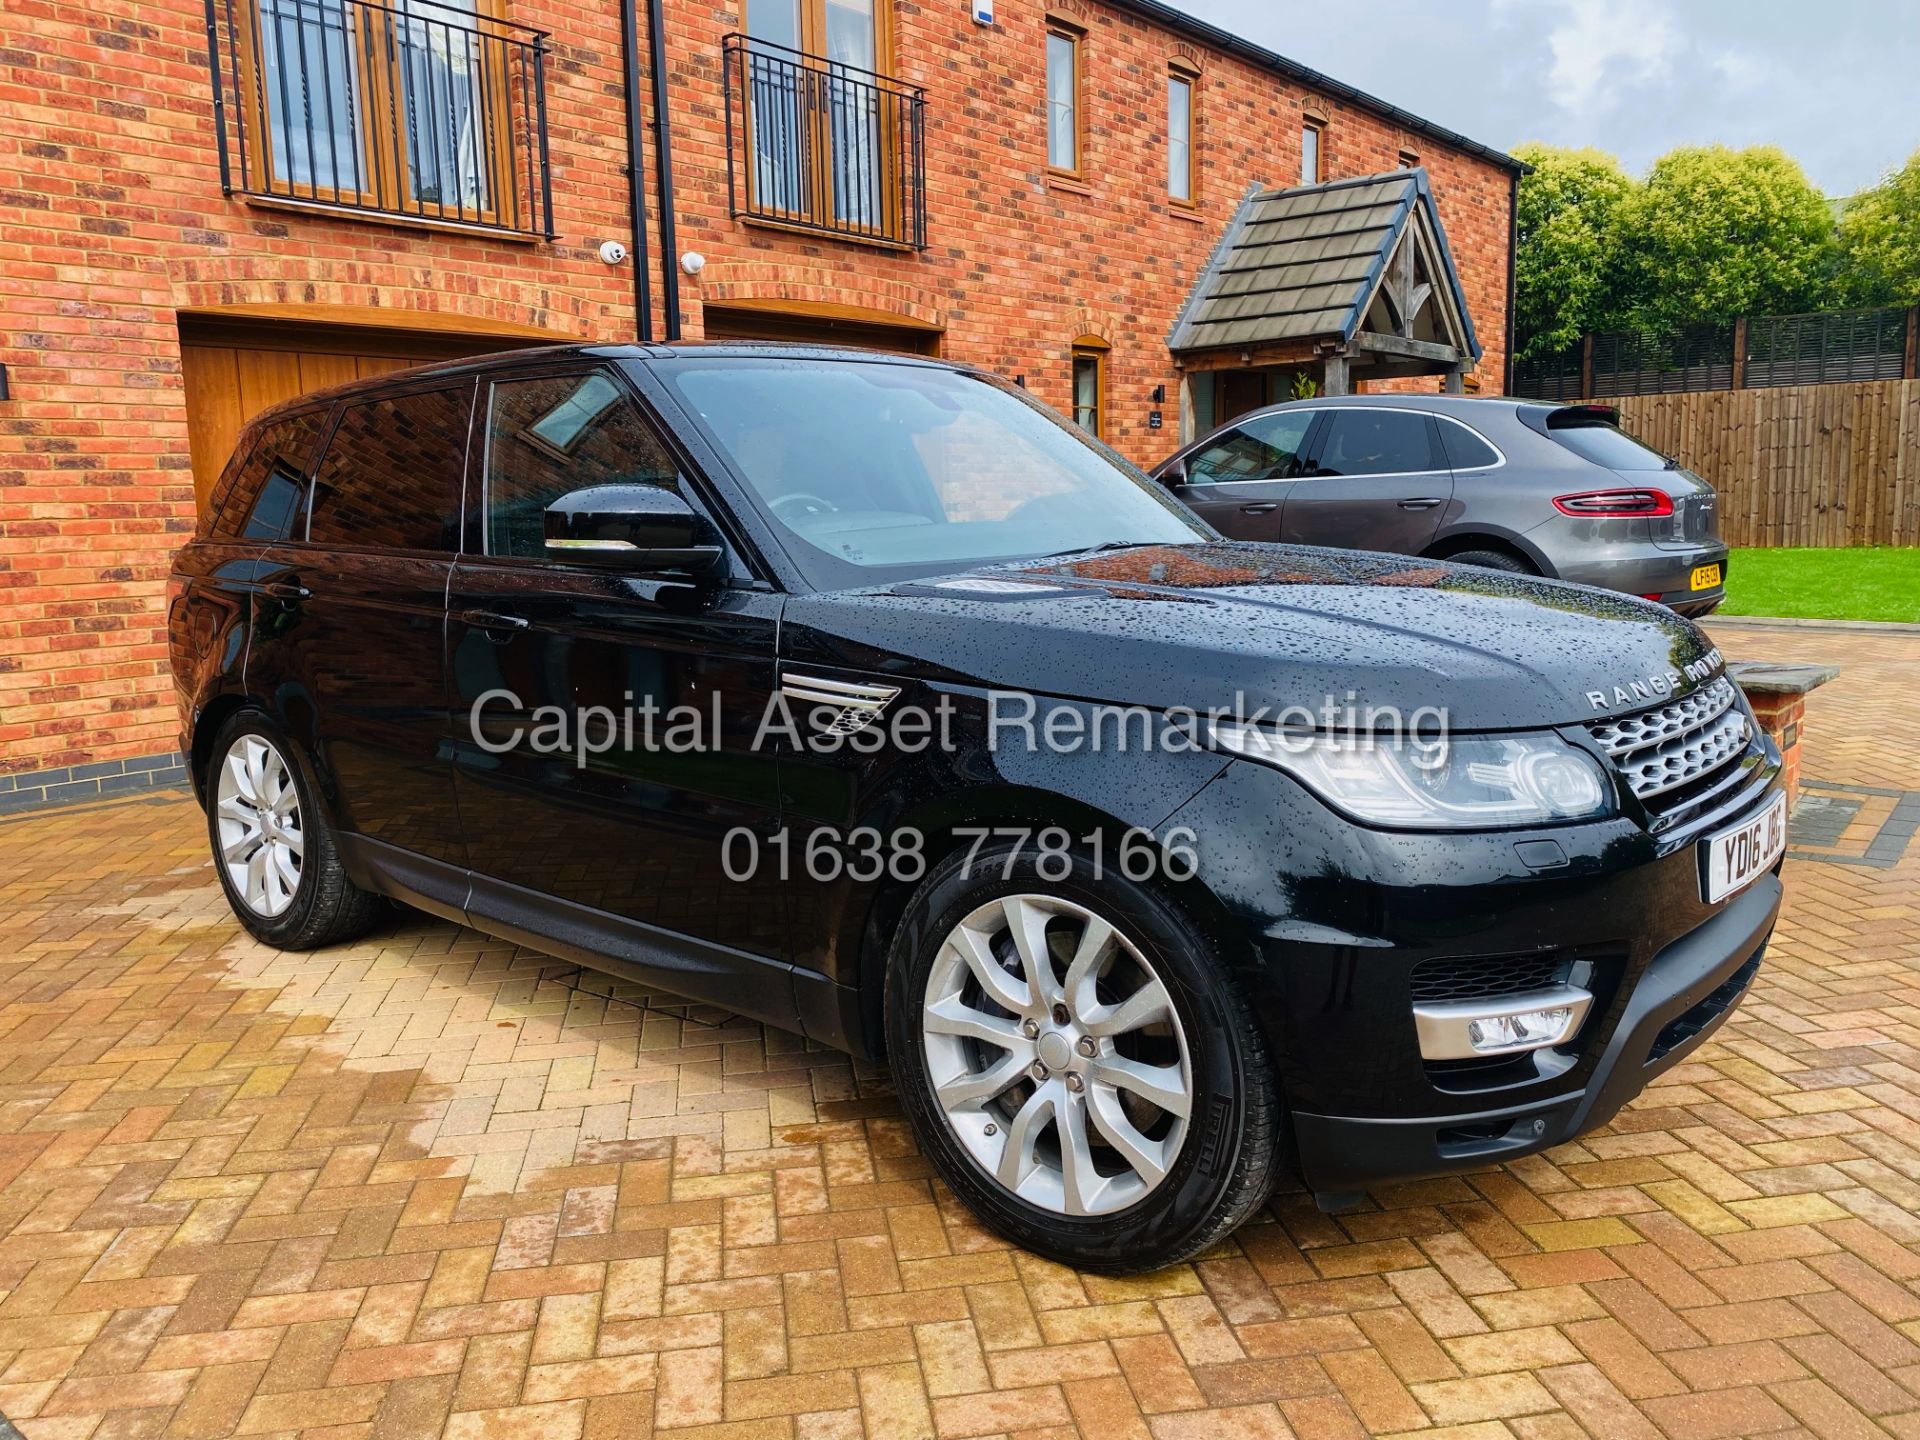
[1291,874,1777,1190]
[1164,747,1784,1195]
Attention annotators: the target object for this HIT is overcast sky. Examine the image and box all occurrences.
[1176,0,1920,197]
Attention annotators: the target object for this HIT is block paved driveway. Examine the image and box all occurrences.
[1,621,1917,1440]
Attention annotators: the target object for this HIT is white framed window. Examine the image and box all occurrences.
[1047,28,1081,174]
[1167,70,1194,203]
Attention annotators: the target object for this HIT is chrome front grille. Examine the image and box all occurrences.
[1587,676,1752,801]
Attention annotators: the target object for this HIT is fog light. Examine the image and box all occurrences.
[1466,1006,1573,1053]
[1413,984,1593,1061]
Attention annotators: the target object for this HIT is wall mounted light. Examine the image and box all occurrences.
[0,363,10,401]
[1151,384,1166,404]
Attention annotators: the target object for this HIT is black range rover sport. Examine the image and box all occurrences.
[169,344,1786,1273]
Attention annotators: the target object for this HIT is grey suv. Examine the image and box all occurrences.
[1153,397,1728,616]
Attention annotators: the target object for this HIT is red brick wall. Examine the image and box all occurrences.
[0,0,640,775]
[666,1,1513,438]
[0,0,1512,776]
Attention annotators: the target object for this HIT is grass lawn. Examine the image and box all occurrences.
[1721,547,1920,623]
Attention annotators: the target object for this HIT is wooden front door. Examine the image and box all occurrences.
[1216,370,1271,426]
[177,317,548,510]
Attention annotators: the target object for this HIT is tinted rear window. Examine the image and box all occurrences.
[1313,409,1438,476]
[1549,419,1669,472]
[308,385,473,551]
[1438,419,1501,471]
[207,412,326,542]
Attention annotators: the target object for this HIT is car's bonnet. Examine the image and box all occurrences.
[779,542,1721,732]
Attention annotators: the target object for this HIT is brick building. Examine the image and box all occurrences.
[0,0,1520,805]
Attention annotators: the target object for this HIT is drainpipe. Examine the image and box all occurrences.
[1503,169,1519,394]
[646,0,682,342]
[619,0,653,343]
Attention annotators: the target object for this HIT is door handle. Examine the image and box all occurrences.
[264,581,310,601]
[1240,502,1279,515]
[458,608,530,635]
[1397,498,1444,511]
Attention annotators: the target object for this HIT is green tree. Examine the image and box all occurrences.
[1838,149,1920,305]
[1511,143,1635,360]
[1609,145,1839,330]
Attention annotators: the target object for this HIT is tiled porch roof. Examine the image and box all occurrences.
[1168,169,1481,360]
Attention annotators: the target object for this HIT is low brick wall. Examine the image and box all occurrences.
[1730,661,1840,809]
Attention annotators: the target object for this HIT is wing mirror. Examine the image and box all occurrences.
[544,485,724,576]
[1160,458,1189,487]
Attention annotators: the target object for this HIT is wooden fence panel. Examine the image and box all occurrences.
[1606,379,1920,547]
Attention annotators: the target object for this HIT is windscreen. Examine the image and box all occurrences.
[659,357,1207,589]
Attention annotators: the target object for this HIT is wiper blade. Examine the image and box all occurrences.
[1034,540,1168,561]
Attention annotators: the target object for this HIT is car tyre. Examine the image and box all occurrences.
[885,842,1279,1273]
[205,711,384,950]
[1446,548,1532,574]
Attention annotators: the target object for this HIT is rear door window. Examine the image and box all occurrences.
[207,411,327,542]
[1187,410,1317,482]
[1548,418,1669,471]
[307,384,474,551]
[1311,409,1440,477]
[1437,418,1501,471]
[481,371,684,560]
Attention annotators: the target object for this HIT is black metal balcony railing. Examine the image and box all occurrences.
[203,0,554,239]
[723,33,928,251]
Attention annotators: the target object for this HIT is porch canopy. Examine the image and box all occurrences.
[1168,169,1481,393]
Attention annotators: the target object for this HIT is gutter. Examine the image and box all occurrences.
[1103,0,1527,176]
[647,0,682,342]
[618,0,653,342]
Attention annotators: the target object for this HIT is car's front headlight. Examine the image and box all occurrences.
[1209,724,1614,830]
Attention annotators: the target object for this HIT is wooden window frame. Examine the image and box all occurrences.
[1045,20,1086,181]
[235,0,520,229]
[1071,336,1108,440]
[1301,117,1324,186]
[1167,61,1198,208]
[789,0,894,72]
[740,0,901,239]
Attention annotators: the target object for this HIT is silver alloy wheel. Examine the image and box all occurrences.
[214,734,305,919]
[921,894,1193,1217]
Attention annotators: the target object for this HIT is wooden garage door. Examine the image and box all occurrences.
[178,318,550,510]
[701,305,942,356]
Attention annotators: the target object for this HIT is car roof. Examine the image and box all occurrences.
[1243,393,1531,418]
[239,340,971,432]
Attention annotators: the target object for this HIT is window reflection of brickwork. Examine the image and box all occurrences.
[309,386,472,551]
[207,411,327,542]
[915,405,1077,523]
[485,373,680,558]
